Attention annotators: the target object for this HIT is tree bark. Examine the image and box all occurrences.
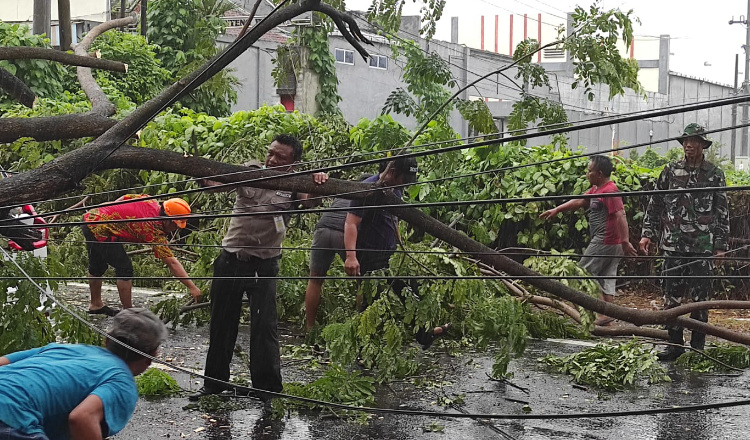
[58,0,72,51]
[73,16,135,116]
[0,47,127,72]
[0,67,35,108]
[0,112,116,143]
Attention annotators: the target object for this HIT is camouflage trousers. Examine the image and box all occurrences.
[662,251,713,332]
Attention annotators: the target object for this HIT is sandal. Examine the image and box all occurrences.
[594,316,615,326]
[87,306,120,317]
[416,323,451,350]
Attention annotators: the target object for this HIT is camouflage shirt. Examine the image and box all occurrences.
[641,158,729,253]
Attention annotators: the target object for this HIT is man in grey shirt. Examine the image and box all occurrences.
[190,135,327,400]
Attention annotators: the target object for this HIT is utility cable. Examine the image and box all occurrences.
[31,237,750,262]
[5,243,750,421]
[2,275,748,281]
[17,91,750,223]
[3,114,746,227]
[4,91,748,217]
[9,178,746,231]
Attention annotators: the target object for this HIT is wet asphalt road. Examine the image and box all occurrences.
[63,284,750,439]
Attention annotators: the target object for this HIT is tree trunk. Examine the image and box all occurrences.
[33,0,51,37]
[58,0,72,51]
[141,0,148,37]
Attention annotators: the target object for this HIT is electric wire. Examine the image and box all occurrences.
[28,237,750,262]
[3,87,747,217]
[1,275,747,281]
[4,114,749,230]
[4,222,750,420]
[7,240,750,419]
[8,176,745,231]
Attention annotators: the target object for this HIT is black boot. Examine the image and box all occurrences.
[689,309,708,351]
[657,328,685,361]
[690,331,706,350]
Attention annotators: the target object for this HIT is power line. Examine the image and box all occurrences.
[4,78,747,217]
[31,238,750,261]
[2,275,747,281]
[5,224,750,422]
[9,174,742,231]
[5,99,750,228]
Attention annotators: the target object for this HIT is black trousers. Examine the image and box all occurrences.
[203,250,282,392]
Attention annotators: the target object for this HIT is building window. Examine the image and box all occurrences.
[369,55,387,70]
[334,48,354,65]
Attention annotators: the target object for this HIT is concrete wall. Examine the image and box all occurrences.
[219,36,281,111]
[223,13,737,163]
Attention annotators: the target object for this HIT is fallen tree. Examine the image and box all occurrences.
[0,2,748,346]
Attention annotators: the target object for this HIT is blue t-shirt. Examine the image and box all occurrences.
[0,343,138,440]
[348,174,403,251]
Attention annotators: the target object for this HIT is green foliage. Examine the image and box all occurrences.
[508,4,643,134]
[629,146,682,170]
[301,26,342,115]
[513,39,549,89]
[90,31,171,105]
[365,0,445,39]
[507,93,568,144]
[456,99,497,135]
[463,295,528,378]
[273,22,342,115]
[384,41,455,125]
[542,339,671,392]
[0,252,102,354]
[567,3,643,100]
[280,362,376,409]
[524,253,601,329]
[0,22,68,101]
[146,0,238,116]
[135,368,181,396]
[525,310,589,340]
[675,343,750,373]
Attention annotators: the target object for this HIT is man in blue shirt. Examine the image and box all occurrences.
[0,308,167,440]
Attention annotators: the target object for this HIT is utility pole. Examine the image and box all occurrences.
[745,0,750,158]
[730,8,750,160]
[32,0,51,37]
[732,54,739,163]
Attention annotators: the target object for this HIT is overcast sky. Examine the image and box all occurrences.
[347,0,750,87]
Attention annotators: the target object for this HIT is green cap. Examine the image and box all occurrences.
[678,123,712,148]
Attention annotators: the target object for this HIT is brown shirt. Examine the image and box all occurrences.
[221,161,297,259]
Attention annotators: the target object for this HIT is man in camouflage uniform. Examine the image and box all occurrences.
[639,123,729,360]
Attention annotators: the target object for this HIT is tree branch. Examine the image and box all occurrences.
[73,16,135,116]
[0,47,128,72]
[0,66,35,108]
[314,3,371,60]
[0,112,116,143]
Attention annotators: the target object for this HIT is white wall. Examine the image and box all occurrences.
[0,0,108,23]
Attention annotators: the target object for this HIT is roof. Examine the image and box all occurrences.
[668,70,733,89]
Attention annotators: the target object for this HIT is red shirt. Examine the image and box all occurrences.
[585,181,624,245]
[84,194,173,259]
